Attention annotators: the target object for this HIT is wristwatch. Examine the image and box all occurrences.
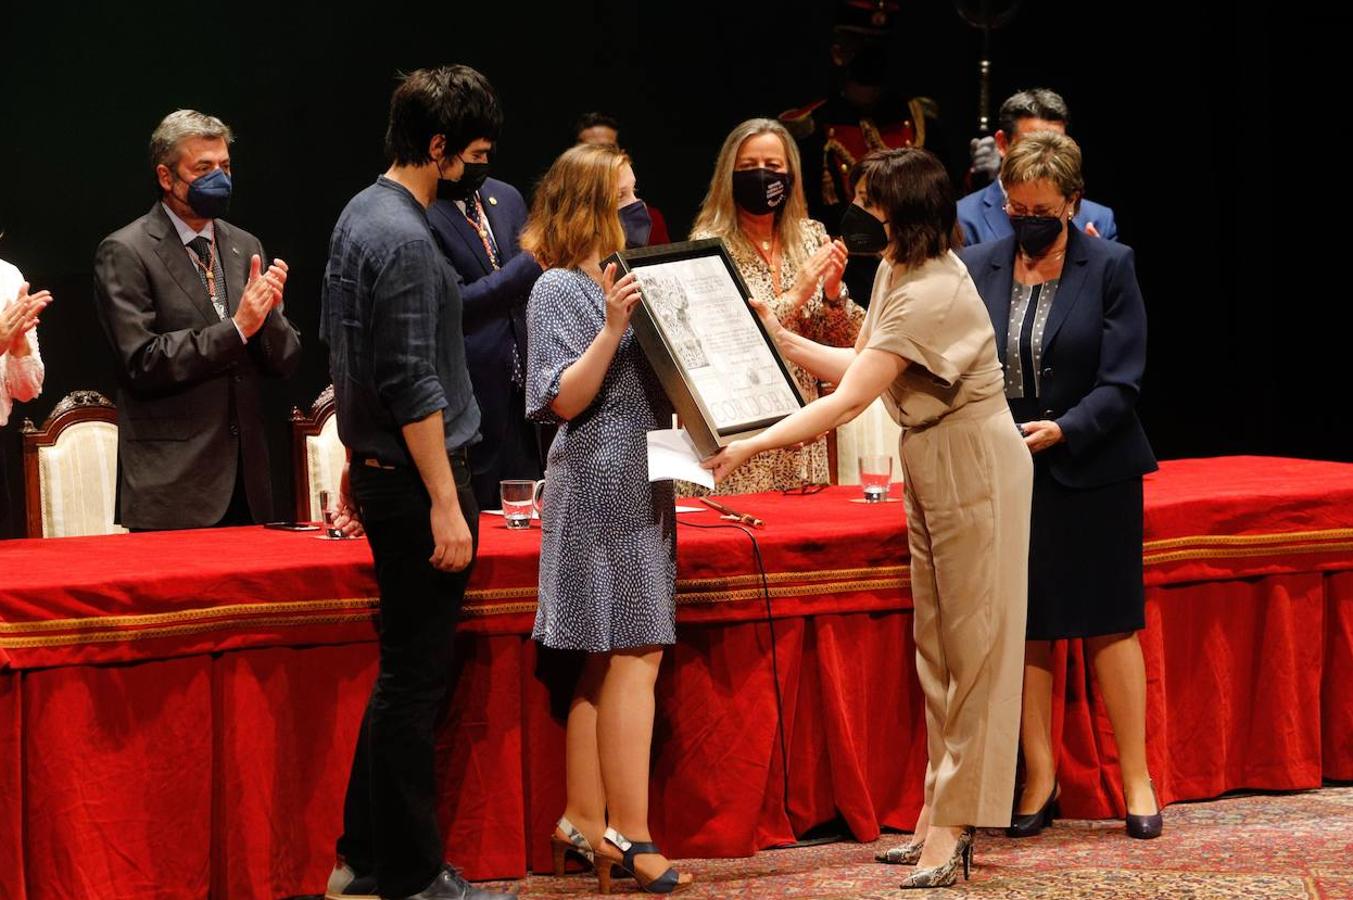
[827,281,850,306]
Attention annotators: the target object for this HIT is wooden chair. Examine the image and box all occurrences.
[290,384,344,522]
[21,390,125,538]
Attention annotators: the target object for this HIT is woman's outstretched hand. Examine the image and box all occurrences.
[703,440,757,483]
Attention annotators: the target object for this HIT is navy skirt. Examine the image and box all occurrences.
[1026,462,1146,640]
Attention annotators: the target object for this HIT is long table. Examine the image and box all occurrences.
[2,456,1351,899]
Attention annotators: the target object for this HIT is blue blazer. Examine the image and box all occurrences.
[959,227,1157,489]
[958,179,1118,246]
[428,177,542,437]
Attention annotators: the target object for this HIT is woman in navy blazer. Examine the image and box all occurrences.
[959,131,1162,841]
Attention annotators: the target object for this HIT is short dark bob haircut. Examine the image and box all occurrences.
[853,147,956,269]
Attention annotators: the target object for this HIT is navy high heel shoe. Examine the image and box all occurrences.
[597,828,692,894]
[1125,781,1163,840]
[1007,782,1060,838]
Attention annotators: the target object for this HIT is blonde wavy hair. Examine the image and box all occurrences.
[520,143,629,270]
[691,118,811,267]
[1000,130,1086,216]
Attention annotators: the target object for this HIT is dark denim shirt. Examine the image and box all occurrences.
[321,177,480,464]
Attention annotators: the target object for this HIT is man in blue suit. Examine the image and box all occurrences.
[958,88,1117,246]
[429,143,544,511]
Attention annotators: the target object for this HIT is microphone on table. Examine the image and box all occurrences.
[700,496,765,528]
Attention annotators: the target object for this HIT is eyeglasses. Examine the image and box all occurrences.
[781,481,828,496]
[1004,201,1069,218]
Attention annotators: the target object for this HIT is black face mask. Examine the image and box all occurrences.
[1010,215,1064,257]
[732,168,793,215]
[839,202,888,254]
[436,155,491,202]
[619,200,653,249]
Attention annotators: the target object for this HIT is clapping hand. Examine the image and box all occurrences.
[788,241,840,312]
[233,255,288,339]
[821,239,849,304]
[1,282,50,355]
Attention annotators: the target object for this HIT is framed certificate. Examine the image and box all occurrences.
[603,238,807,458]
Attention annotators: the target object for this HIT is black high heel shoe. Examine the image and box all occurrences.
[898,827,974,890]
[1125,781,1163,840]
[1007,783,1060,838]
[596,828,692,894]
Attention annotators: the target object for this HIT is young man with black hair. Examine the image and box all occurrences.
[320,64,514,900]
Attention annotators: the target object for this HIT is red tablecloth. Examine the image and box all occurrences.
[1,456,1351,899]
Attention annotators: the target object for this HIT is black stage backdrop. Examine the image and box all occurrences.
[0,1,1333,536]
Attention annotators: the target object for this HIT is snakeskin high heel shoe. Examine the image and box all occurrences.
[898,827,974,890]
[875,838,925,865]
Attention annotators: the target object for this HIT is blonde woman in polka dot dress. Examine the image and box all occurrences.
[521,143,693,894]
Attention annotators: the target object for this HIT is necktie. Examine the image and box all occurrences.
[464,195,523,386]
[187,236,229,320]
[464,194,501,270]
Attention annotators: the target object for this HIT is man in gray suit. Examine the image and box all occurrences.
[93,109,301,530]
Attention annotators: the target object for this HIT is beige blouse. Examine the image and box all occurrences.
[689,219,865,494]
[859,251,1005,428]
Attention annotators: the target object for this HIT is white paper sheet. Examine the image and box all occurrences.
[647,429,715,490]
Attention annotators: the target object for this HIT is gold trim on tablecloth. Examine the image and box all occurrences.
[3,530,1352,649]
[0,612,378,650]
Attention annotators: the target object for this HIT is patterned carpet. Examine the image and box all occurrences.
[468,786,1353,899]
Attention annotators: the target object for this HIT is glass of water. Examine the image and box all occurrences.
[319,489,344,538]
[858,455,893,503]
[499,480,539,529]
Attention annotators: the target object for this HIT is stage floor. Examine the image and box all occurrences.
[448,785,1353,899]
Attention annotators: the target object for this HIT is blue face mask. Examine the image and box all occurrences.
[619,200,653,248]
[185,168,232,219]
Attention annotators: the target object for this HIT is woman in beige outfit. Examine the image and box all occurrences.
[707,148,1032,889]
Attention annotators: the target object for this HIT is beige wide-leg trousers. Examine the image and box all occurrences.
[900,393,1032,828]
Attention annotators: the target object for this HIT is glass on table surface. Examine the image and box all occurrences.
[857,455,894,503]
[317,488,356,539]
[500,480,539,530]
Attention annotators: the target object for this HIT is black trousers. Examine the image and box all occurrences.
[336,452,479,897]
